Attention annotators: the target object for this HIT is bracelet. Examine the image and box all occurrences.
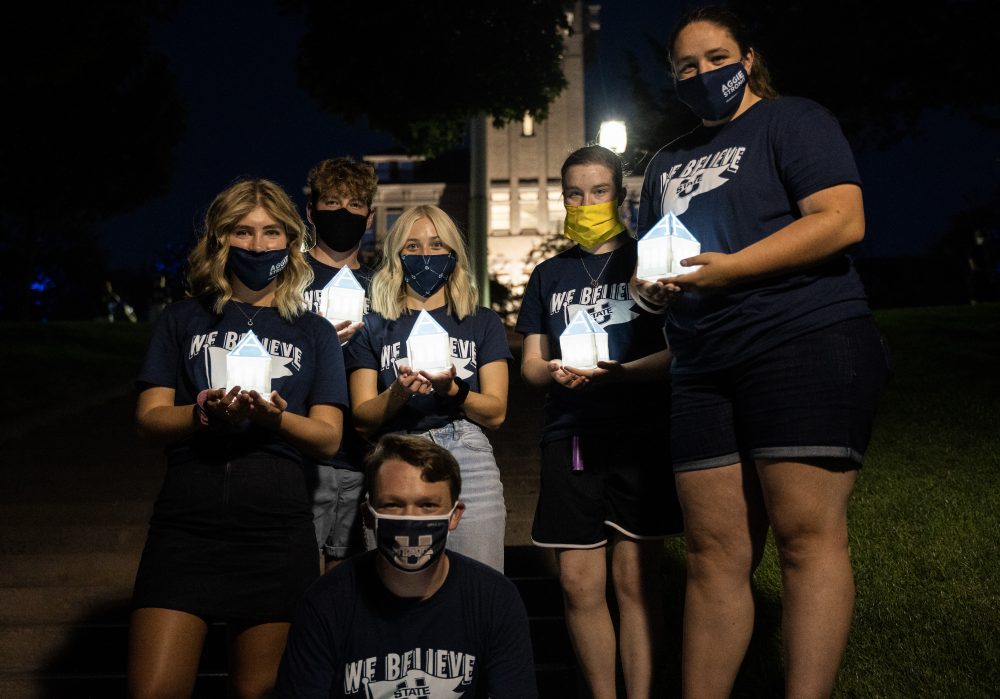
[195,389,230,431]
[433,376,470,408]
[389,382,411,402]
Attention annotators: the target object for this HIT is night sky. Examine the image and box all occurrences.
[98,0,1000,269]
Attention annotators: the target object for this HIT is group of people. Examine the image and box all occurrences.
[126,7,890,699]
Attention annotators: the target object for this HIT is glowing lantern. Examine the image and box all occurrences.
[559,309,609,370]
[321,266,366,325]
[636,212,701,281]
[226,330,272,397]
[406,309,451,373]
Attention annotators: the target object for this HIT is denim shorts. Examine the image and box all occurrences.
[671,316,892,472]
[304,465,366,559]
[364,419,507,573]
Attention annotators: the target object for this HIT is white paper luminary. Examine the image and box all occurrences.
[406,309,452,373]
[320,266,366,325]
[559,309,610,370]
[226,330,272,397]
[636,211,701,281]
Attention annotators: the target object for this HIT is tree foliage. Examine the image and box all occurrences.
[625,0,1000,155]
[0,1,186,319]
[280,0,571,157]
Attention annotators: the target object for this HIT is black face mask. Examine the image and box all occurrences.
[313,207,369,253]
[675,61,748,122]
[226,247,289,291]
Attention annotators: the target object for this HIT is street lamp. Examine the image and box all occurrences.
[599,120,627,154]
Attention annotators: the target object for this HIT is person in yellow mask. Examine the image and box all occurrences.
[514,145,683,699]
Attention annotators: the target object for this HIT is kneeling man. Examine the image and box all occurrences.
[275,434,537,698]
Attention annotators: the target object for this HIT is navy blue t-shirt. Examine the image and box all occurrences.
[304,255,373,471]
[274,550,537,699]
[344,306,513,433]
[514,237,670,445]
[637,97,871,374]
[136,296,349,465]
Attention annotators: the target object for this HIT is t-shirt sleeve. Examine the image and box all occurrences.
[306,319,349,410]
[774,105,862,203]
[483,579,538,699]
[136,306,181,391]
[273,597,339,699]
[343,316,380,372]
[636,155,663,237]
[513,267,545,337]
[475,310,514,367]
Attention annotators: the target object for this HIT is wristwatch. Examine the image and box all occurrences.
[433,376,470,408]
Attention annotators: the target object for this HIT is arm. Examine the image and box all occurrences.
[418,360,509,430]
[245,391,344,461]
[350,367,431,438]
[665,183,865,293]
[135,384,254,445]
[520,334,587,390]
[564,348,673,386]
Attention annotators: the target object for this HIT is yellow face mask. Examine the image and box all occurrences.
[564,200,626,248]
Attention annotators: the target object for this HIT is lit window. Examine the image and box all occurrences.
[549,199,565,230]
[490,191,510,202]
[491,203,510,232]
[520,201,539,231]
[519,191,538,201]
[547,189,563,200]
[522,112,534,137]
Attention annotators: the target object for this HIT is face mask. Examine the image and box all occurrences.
[313,207,369,253]
[401,253,456,298]
[368,497,457,574]
[675,61,748,122]
[226,247,289,291]
[564,200,626,248]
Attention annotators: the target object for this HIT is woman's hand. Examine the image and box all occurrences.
[665,252,743,293]
[418,364,457,396]
[564,360,625,387]
[203,387,253,425]
[632,270,683,307]
[548,359,589,389]
[245,390,288,431]
[396,365,433,396]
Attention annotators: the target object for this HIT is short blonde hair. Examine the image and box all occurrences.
[187,179,313,321]
[369,205,478,321]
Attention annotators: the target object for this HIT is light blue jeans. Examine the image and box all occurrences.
[366,419,507,573]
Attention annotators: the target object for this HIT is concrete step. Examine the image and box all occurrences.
[0,587,132,626]
[0,525,148,556]
[0,553,139,588]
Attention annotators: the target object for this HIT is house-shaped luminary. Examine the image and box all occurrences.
[320,266,365,325]
[406,309,451,373]
[226,330,272,397]
[559,309,610,370]
[636,212,701,281]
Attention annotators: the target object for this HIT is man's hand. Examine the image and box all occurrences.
[548,359,588,389]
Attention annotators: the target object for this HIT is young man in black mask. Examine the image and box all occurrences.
[274,434,537,699]
[303,157,378,571]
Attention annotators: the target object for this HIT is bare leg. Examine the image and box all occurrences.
[127,608,208,699]
[324,555,344,572]
[676,463,770,699]
[610,533,665,699]
[557,547,617,699]
[226,620,291,699]
[757,459,857,699]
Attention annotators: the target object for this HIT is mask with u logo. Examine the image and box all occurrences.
[368,497,457,573]
[563,200,626,248]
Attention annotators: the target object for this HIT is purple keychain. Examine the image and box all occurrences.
[571,435,584,471]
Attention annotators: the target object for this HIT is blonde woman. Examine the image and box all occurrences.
[345,205,511,572]
[129,179,348,699]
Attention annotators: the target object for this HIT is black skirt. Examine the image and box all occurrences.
[131,453,319,623]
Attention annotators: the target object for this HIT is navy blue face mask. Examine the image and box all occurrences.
[368,497,456,574]
[675,61,748,122]
[227,246,289,291]
[401,253,456,298]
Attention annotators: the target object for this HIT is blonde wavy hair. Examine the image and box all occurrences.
[369,205,478,321]
[187,179,313,321]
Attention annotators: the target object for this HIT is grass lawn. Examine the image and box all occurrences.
[657,303,1000,697]
[0,321,152,421]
